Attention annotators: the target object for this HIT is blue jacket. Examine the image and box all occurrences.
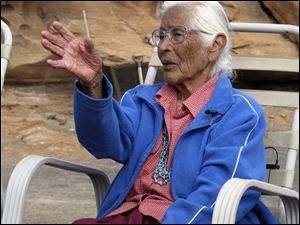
[74,73,279,224]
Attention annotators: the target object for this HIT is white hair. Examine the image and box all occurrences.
[160,1,235,79]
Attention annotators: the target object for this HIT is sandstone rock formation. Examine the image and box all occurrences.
[1,1,299,83]
[262,1,299,43]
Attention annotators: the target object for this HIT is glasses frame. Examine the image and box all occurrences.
[151,26,212,46]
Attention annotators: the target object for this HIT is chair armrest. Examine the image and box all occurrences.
[1,155,110,224]
[212,178,299,224]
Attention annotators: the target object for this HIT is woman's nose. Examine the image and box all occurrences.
[159,36,173,52]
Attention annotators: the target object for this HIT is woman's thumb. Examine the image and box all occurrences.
[84,38,94,53]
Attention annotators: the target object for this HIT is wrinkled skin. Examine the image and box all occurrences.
[158,4,226,102]
[41,21,102,83]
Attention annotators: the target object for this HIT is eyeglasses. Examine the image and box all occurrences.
[151,26,212,46]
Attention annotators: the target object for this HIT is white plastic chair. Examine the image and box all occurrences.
[1,20,12,92]
[1,19,13,220]
[211,23,299,224]
[1,20,110,224]
[1,21,299,224]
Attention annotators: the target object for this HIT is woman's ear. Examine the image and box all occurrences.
[208,33,227,61]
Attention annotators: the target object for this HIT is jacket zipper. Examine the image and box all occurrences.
[169,114,223,198]
[102,100,163,217]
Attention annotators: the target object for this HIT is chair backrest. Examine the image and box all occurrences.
[1,20,12,92]
[1,19,13,219]
[243,89,299,189]
[144,22,299,190]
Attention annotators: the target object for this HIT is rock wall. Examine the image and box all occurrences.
[1,1,299,83]
[262,1,299,43]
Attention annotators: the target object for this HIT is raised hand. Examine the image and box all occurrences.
[41,21,102,83]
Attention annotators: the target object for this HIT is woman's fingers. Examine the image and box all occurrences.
[46,59,65,69]
[41,38,64,57]
[41,21,103,78]
[41,30,67,49]
[52,21,77,42]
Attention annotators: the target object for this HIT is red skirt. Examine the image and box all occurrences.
[72,207,159,224]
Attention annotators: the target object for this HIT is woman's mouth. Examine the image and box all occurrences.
[162,61,177,71]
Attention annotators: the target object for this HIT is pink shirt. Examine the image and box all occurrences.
[106,76,218,222]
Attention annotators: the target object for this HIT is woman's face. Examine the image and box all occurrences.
[158,6,211,86]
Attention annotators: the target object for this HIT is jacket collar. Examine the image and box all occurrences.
[189,73,234,128]
[203,73,234,115]
[135,73,235,128]
[135,82,164,106]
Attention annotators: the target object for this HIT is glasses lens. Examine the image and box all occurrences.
[152,29,164,46]
[170,28,185,44]
[151,27,186,46]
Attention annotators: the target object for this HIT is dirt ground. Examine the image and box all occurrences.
[1,81,299,224]
[1,81,122,224]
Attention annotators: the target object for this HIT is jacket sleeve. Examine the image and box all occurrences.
[163,95,268,224]
[73,75,140,163]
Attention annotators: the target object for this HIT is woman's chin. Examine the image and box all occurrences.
[163,72,182,85]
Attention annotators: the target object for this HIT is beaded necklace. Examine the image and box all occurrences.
[153,122,171,186]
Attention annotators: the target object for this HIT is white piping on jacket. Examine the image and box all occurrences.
[187,94,259,224]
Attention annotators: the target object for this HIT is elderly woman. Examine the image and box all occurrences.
[41,1,279,224]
